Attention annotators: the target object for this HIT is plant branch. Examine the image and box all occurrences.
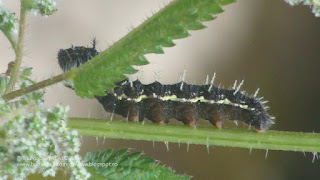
[68,118,320,153]
[4,3,27,94]
[2,72,71,101]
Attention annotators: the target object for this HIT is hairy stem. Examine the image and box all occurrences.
[2,73,71,101]
[68,118,320,153]
[4,4,27,94]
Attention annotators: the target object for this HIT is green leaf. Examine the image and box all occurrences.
[84,148,191,180]
[67,0,235,98]
[0,75,9,95]
[22,67,33,76]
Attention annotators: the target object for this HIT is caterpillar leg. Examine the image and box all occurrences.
[176,105,198,127]
[208,111,222,129]
[127,108,139,122]
[146,101,167,125]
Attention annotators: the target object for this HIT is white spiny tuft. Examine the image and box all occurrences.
[312,152,317,163]
[137,69,144,80]
[208,73,216,91]
[205,75,209,85]
[232,80,238,89]
[187,142,190,152]
[261,100,268,104]
[265,149,269,159]
[130,81,133,88]
[153,71,160,81]
[234,80,244,95]
[234,120,238,126]
[206,137,210,154]
[164,141,169,151]
[126,111,129,121]
[258,97,264,101]
[121,80,127,85]
[180,70,187,90]
[254,88,260,98]
[182,70,187,81]
[110,109,115,121]
[140,89,144,95]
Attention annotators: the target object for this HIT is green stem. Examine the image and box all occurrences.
[4,3,27,94]
[68,118,320,153]
[2,73,71,101]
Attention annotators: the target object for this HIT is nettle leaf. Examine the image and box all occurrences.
[84,149,191,180]
[69,0,235,98]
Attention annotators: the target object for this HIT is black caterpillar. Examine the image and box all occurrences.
[58,40,274,132]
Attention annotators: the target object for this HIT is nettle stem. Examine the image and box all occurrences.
[4,4,27,94]
[68,118,320,153]
[2,73,71,101]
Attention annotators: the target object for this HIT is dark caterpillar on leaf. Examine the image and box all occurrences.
[58,40,275,132]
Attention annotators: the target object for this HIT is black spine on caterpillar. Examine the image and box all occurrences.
[57,40,275,132]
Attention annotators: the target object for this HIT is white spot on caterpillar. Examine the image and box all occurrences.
[133,95,147,102]
[159,95,177,101]
[217,98,232,105]
[116,94,127,100]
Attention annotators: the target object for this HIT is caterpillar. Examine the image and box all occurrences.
[58,40,274,132]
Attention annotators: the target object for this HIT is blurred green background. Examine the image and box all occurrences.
[1,0,320,179]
